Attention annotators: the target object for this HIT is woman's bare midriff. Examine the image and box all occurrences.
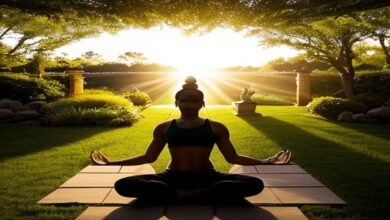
[167,146,214,172]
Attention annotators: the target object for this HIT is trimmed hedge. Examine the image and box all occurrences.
[0,73,65,104]
[308,96,366,119]
[251,94,293,106]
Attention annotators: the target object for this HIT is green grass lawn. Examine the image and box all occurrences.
[1,106,389,219]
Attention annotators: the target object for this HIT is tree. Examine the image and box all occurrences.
[2,1,389,31]
[263,54,330,72]
[82,51,104,64]
[257,16,372,99]
[357,7,390,68]
[0,7,120,70]
[353,44,387,70]
[118,51,147,64]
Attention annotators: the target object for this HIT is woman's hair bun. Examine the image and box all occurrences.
[182,76,198,89]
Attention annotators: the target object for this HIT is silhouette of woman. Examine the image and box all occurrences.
[91,76,292,203]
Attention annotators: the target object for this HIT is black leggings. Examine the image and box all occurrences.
[114,169,264,200]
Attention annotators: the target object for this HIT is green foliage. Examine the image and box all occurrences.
[42,106,140,127]
[43,93,141,126]
[353,45,387,70]
[44,74,70,92]
[46,94,134,112]
[123,89,152,107]
[352,93,389,109]
[240,86,255,102]
[251,94,293,106]
[0,73,65,103]
[2,1,388,30]
[308,96,366,119]
[264,55,330,72]
[83,88,114,95]
[354,72,390,95]
[0,7,115,68]
[0,99,23,112]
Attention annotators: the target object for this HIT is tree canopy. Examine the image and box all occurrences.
[1,1,390,31]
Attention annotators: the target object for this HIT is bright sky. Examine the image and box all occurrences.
[55,26,301,72]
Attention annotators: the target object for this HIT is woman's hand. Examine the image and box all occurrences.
[266,149,292,165]
[90,150,111,165]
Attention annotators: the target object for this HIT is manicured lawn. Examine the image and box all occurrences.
[1,106,389,219]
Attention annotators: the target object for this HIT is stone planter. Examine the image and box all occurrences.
[232,101,258,116]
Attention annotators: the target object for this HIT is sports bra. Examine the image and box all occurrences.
[166,119,216,148]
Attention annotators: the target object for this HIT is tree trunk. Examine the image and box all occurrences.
[328,57,355,99]
[378,34,390,68]
[340,72,354,99]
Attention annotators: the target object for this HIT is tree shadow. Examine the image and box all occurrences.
[0,124,112,161]
[237,115,390,218]
[304,114,390,141]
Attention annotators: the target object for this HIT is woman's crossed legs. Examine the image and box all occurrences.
[114,170,264,202]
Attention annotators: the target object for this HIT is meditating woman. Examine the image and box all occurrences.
[90,76,292,202]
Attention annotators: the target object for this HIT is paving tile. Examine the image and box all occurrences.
[60,173,134,188]
[248,174,324,187]
[229,164,258,174]
[80,165,122,173]
[254,165,307,174]
[246,187,281,204]
[75,206,166,220]
[271,187,346,205]
[165,205,216,220]
[38,188,111,204]
[215,206,308,220]
[119,164,156,174]
[103,188,136,205]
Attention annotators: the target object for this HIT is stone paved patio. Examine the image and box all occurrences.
[38,163,346,219]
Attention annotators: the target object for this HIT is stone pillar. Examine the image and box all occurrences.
[296,72,311,106]
[67,70,84,96]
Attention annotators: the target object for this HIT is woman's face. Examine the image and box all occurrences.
[176,91,204,114]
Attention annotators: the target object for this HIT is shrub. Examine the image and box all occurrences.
[45,94,134,113]
[354,72,390,95]
[83,88,114,95]
[251,94,293,106]
[0,73,65,103]
[44,74,69,92]
[122,89,152,107]
[43,94,142,126]
[352,93,389,109]
[308,96,366,119]
[42,106,141,127]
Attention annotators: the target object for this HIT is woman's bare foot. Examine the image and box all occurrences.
[90,150,110,165]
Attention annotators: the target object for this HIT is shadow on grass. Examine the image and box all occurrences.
[0,124,112,161]
[237,115,390,219]
[304,114,390,141]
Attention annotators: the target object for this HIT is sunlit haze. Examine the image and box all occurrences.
[55,26,300,76]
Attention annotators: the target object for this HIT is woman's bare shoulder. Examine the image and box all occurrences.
[208,119,228,133]
[154,120,173,133]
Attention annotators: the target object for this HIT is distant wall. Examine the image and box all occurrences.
[62,72,342,104]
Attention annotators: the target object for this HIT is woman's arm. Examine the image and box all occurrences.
[214,122,292,165]
[91,123,167,165]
